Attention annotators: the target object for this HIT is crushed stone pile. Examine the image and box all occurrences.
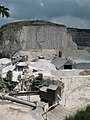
[31,59,56,72]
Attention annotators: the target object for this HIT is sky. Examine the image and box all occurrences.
[0,0,90,28]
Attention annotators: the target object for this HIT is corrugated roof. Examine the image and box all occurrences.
[16,62,28,66]
[40,86,47,92]
[51,57,68,70]
[48,84,58,90]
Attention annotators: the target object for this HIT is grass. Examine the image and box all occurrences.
[65,106,90,120]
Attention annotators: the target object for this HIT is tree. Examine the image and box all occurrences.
[65,105,90,120]
[3,70,13,91]
[0,5,10,18]
[0,74,6,91]
[6,70,12,82]
[0,74,4,90]
[17,74,21,82]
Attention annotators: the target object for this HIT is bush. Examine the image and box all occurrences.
[0,74,7,92]
[3,70,13,92]
[65,106,90,120]
[31,77,64,91]
[17,74,21,82]
[0,51,10,58]
[6,70,12,82]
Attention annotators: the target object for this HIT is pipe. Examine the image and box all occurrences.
[9,91,39,96]
[0,95,36,108]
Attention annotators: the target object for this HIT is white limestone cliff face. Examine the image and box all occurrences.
[19,25,77,50]
[0,21,77,56]
[67,33,77,50]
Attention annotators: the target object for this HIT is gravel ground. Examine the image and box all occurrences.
[0,100,35,120]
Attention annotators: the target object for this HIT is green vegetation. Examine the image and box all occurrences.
[0,70,13,92]
[5,70,12,82]
[65,106,90,120]
[17,74,21,82]
[42,78,64,88]
[31,73,43,91]
[0,20,66,33]
[0,5,10,18]
[31,73,64,91]
[0,74,6,91]
[0,51,10,58]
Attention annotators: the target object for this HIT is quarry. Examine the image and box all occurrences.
[0,20,90,120]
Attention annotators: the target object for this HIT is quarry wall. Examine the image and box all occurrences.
[19,25,77,50]
[67,28,90,51]
[0,21,77,56]
[0,20,90,58]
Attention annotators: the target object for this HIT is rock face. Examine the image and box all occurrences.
[20,25,77,50]
[0,20,77,56]
[67,28,90,52]
[0,25,22,55]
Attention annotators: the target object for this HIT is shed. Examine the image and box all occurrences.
[20,55,28,62]
[40,85,61,105]
[47,85,61,104]
[51,57,72,70]
[16,62,28,71]
[11,57,22,65]
[40,86,48,102]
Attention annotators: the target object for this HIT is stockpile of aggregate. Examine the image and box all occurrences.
[31,59,56,72]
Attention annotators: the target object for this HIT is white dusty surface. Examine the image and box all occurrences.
[0,75,90,120]
[61,76,90,110]
[47,76,90,120]
[0,100,35,120]
[0,57,90,120]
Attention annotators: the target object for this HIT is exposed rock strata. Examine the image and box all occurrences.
[67,28,90,52]
[0,21,77,56]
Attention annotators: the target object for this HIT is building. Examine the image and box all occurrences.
[40,85,61,105]
[15,62,28,71]
[51,57,73,70]
[11,55,28,65]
